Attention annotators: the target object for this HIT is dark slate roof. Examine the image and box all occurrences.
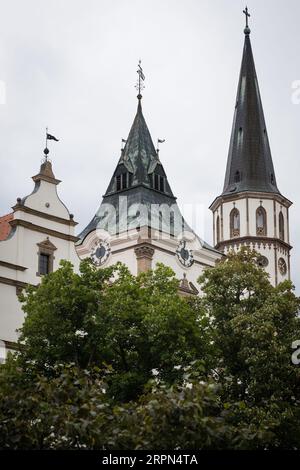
[78,97,218,254]
[222,27,280,196]
[105,99,173,196]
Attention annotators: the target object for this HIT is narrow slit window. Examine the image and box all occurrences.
[216,215,220,244]
[159,176,164,192]
[122,173,127,189]
[116,175,121,191]
[279,211,284,241]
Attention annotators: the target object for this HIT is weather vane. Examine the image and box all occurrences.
[43,127,59,160]
[243,6,250,28]
[135,60,145,99]
[156,138,165,154]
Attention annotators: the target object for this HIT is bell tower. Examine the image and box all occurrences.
[210,9,292,286]
[76,62,221,291]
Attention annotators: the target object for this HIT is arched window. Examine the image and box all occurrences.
[256,207,267,236]
[279,211,285,241]
[230,208,240,238]
[216,215,220,244]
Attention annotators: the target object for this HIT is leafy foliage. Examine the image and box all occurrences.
[0,361,268,450]
[18,260,210,401]
[198,248,300,448]
[0,249,300,449]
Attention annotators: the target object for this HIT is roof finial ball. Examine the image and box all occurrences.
[43,147,50,162]
[243,6,251,35]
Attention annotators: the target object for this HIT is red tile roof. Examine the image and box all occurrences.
[0,213,13,241]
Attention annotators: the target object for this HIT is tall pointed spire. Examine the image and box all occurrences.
[114,98,170,192]
[104,61,173,196]
[222,9,279,196]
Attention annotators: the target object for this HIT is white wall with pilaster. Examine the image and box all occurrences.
[212,192,292,287]
[0,163,80,345]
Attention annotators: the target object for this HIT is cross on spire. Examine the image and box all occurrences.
[135,60,145,99]
[243,6,250,28]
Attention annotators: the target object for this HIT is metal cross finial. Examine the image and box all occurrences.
[243,6,250,28]
[135,59,145,99]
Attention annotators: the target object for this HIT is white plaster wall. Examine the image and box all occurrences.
[76,227,220,293]
[213,194,292,287]
[274,201,289,244]
[0,284,23,342]
[0,225,79,285]
[0,173,80,344]
[151,248,206,291]
[25,180,70,219]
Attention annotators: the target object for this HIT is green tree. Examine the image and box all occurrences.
[0,360,267,450]
[198,248,300,448]
[1,249,300,449]
[18,260,211,401]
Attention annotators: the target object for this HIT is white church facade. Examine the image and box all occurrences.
[0,17,293,359]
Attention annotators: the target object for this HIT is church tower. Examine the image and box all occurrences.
[76,64,221,292]
[209,9,292,286]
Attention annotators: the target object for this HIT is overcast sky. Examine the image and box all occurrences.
[0,0,299,292]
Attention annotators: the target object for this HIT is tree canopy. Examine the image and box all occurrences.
[0,248,299,449]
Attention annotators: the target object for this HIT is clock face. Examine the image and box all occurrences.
[278,257,287,276]
[257,255,269,268]
[176,240,194,268]
[90,239,111,266]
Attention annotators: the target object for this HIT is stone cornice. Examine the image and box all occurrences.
[179,285,198,296]
[9,219,79,243]
[12,204,77,226]
[209,191,293,212]
[0,260,27,271]
[3,340,19,351]
[32,174,61,185]
[0,276,29,289]
[216,236,292,251]
[113,242,214,268]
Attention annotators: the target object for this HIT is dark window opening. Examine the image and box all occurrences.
[159,176,164,192]
[116,175,121,191]
[170,212,174,237]
[159,211,163,233]
[279,212,285,241]
[39,253,50,275]
[116,173,130,191]
[122,173,127,189]
[234,171,241,183]
[153,173,165,192]
[271,173,275,185]
[216,216,220,244]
